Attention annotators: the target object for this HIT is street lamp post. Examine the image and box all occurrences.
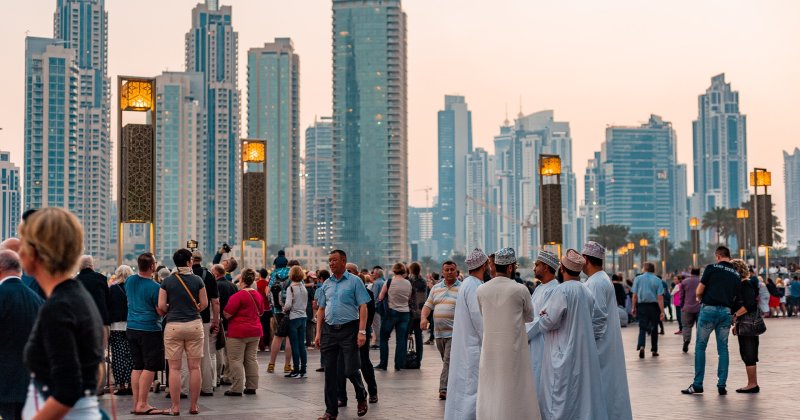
[539,155,563,258]
[639,238,649,271]
[627,242,635,276]
[690,217,699,267]
[659,229,668,276]
[750,168,772,276]
[242,139,268,269]
[736,209,749,260]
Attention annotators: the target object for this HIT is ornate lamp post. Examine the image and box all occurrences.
[690,217,700,267]
[627,242,635,276]
[241,139,267,269]
[618,247,628,274]
[750,168,772,275]
[639,238,649,271]
[539,155,562,258]
[736,209,749,260]
[659,229,668,275]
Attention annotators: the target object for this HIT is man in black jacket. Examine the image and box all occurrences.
[192,252,220,396]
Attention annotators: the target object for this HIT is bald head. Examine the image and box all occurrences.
[0,250,22,277]
[79,255,94,271]
[346,263,359,275]
[0,238,21,253]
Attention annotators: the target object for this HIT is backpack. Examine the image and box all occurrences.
[405,335,421,369]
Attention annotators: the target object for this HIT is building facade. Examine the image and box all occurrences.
[332,0,408,266]
[784,148,800,252]
[247,38,300,248]
[435,95,472,256]
[304,117,334,250]
[0,152,21,241]
[153,72,207,261]
[186,0,241,259]
[465,147,494,252]
[692,73,748,216]
[408,206,436,260]
[54,0,112,261]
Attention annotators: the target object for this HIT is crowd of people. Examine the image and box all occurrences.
[0,206,791,419]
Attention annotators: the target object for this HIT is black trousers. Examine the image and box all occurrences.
[322,321,366,416]
[738,335,759,366]
[337,333,377,401]
[637,302,660,352]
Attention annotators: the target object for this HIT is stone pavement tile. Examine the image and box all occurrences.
[101,317,800,419]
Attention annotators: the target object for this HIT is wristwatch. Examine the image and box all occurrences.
[358,330,367,335]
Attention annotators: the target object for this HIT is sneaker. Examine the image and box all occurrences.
[682,341,689,353]
[718,387,727,395]
[639,348,645,359]
[681,385,703,394]
[296,372,307,379]
[285,371,299,378]
[284,364,293,373]
[267,363,275,373]
[315,367,325,372]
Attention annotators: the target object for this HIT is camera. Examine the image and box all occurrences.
[222,243,231,253]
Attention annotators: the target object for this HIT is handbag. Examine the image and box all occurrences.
[737,310,766,336]
[276,286,293,337]
[215,322,227,350]
[405,334,420,369]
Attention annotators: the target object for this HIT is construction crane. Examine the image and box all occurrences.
[465,195,537,258]
[416,186,433,208]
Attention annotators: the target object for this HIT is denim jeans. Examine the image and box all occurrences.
[692,305,733,389]
[379,309,411,369]
[288,317,308,373]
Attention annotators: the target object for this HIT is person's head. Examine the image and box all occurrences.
[191,251,203,265]
[0,249,22,279]
[409,262,422,277]
[346,262,359,275]
[226,257,239,273]
[79,255,94,271]
[641,262,655,273]
[391,262,406,277]
[211,264,226,279]
[114,265,133,283]
[371,266,384,281]
[487,253,497,278]
[329,249,347,276]
[534,251,559,283]
[493,248,518,279]
[730,259,749,280]
[137,252,156,276]
[465,248,489,279]
[156,268,171,283]
[258,268,269,279]
[441,261,458,283]
[611,273,622,283]
[581,241,605,275]
[558,249,585,282]
[690,267,701,276]
[172,248,193,268]
[240,268,257,288]
[715,246,732,262]
[0,237,21,253]
[289,265,305,283]
[18,207,84,280]
[318,269,330,281]
[288,259,300,267]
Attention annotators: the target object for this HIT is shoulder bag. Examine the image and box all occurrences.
[737,310,767,336]
[174,273,201,312]
[245,289,264,317]
[276,286,293,337]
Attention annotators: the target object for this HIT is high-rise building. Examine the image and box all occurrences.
[154,72,207,261]
[54,0,112,261]
[0,152,21,241]
[24,37,79,212]
[332,0,408,266]
[247,38,300,248]
[692,74,748,216]
[492,120,517,250]
[580,151,604,242]
[186,0,241,258]
[408,206,436,260]
[784,148,800,251]
[600,115,688,240]
[305,117,334,250]
[435,95,472,256]
[465,148,494,252]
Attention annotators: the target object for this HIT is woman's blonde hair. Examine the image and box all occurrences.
[115,265,134,283]
[730,259,749,279]
[20,207,84,276]
[289,265,305,282]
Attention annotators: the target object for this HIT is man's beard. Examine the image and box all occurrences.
[534,272,544,281]
[483,270,492,282]
[556,270,565,283]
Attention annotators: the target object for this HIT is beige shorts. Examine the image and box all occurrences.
[164,319,204,360]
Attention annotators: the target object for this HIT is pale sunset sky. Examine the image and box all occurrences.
[1,0,798,243]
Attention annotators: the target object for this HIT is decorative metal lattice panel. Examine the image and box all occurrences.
[243,172,266,241]
[120,124,154,223]
[540,184,563,245]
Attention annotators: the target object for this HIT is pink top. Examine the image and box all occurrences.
[672,283,682,307]
[224,289,264,338]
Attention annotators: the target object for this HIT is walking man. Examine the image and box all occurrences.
[314,250,371,419]
[682,246,742,395]
[679,268,701,353]
[582,242,632,420]
[420,261,461,400]
[444,249,488,420]
[631,262,665,358]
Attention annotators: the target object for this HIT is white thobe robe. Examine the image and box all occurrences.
[476,277,540,420]
[526,279,559,410]
[585,271,633,420]
[444,276,484,420]
[530,280,608,420]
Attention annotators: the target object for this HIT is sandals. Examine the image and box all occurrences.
[134,407,166,415]
[162,408,180,416]
[267,363,275,373]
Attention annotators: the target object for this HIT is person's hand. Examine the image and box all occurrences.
[357,333,366,348]
[732,324,738,336]
[211,320,219,333]
[420,319,429,330]
[631,308,637,318]
[314,334,321,349]
[659,312,665,321]
[218,246,226,254]
[539,309,548,317]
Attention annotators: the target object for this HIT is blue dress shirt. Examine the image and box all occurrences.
[317,271,371,326]
[632,272,665,303]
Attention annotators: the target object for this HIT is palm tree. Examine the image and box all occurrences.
[589,224,630,272]
[701,207,736,245]
[627,231,657,270]
[739,198,784,246]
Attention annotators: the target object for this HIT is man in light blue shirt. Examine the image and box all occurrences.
[369,267,385,348]
[631,263,665,358]
[314,250,371,419]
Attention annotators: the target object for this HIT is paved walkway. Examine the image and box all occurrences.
[101,316,800,419]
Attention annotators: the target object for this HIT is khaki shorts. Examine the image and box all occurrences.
[164,319,204,360]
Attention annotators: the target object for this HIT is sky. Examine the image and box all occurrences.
[1,0,798,243]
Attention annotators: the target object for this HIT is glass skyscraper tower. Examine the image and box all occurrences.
[436,95,472,257]
[247,38,300,248]
[305,117,334,250]
[332,0,408,266]
[186,0,241,258]
[784,149,800,251]
[0,152,21,241]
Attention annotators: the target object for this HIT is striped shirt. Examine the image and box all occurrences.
[424,280,461,338]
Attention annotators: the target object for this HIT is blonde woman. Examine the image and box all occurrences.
[109,265,134,395]
[283,266,309,378]
[19,208,104,419]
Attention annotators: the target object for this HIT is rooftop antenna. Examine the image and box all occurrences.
[504,103,509,126]
[518,96,524,118]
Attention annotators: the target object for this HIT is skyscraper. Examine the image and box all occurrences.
[601,115,688,240]
[305,117,334,250]
[0,152,21,241]
[436,95,472,256]
[247,38,300,248]
[332,0,408,266]
[186,0,240,258]
[54,0,111,261]
[465,147,494,252]
[24,37,79,212]
[692,74,748,216]
[784,148,800,251]
[154,72,207,261]
[580,151,604,241]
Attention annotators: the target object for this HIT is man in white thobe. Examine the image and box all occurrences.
[526,250,560,414]
[444,248,489,420]
[476,248,540,420]
[582,242,633,420]
[529,249,608,420]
